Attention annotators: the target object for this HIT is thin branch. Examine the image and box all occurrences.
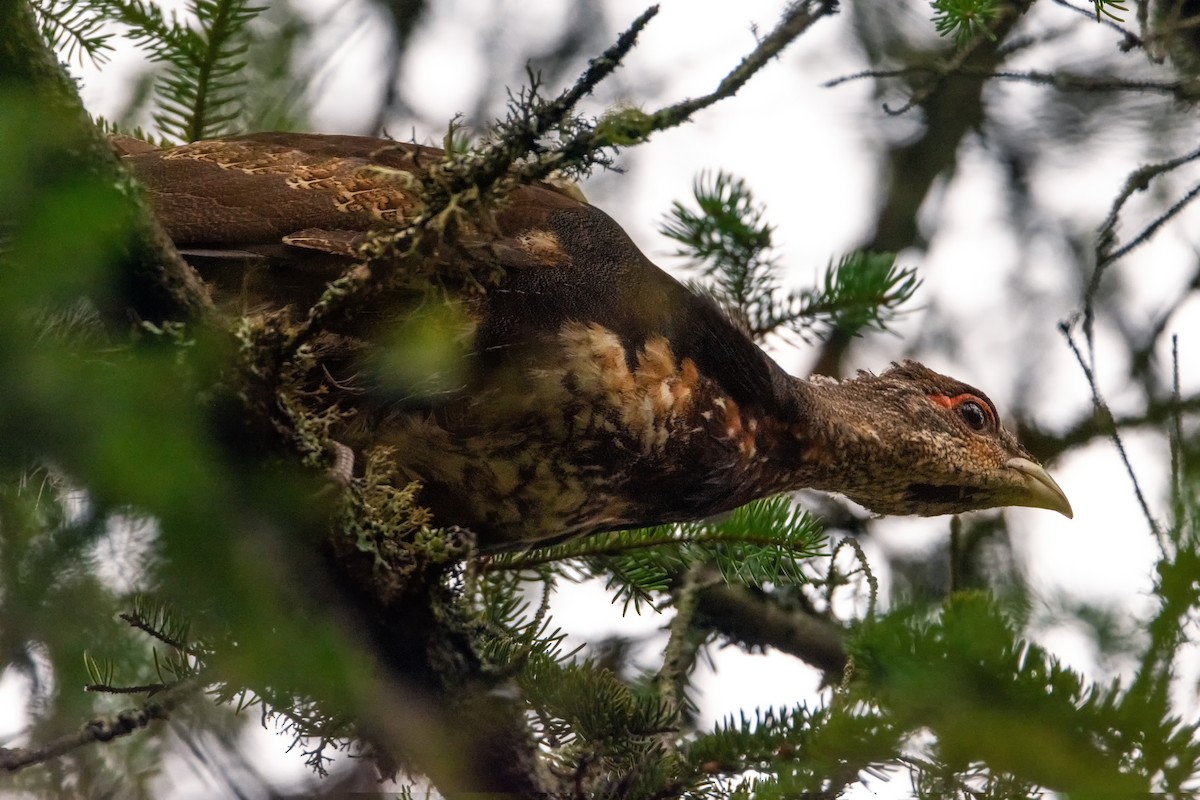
[1086,144,1200,355]
[630,0,838,138]
[516,0,839,186]
[1060,319,1164,542]
[1099,180,1200,266]
[1050,0,1144,49]
[988,68,1197,96]
[1170,335,1186,531]
[882,14,1009,116]
[826,64,1195,99]
[118,611,207,658]
[829,535,878,620]
[995,25,1075,58]
[85,682,171,694]
[0,679,199,772]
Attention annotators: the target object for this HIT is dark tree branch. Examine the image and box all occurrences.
[696,583,848,677]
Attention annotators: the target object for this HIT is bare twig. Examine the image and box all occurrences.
[1168,335,1190,538]
[628,1,838,138]
[1086,144,1200,356]
[1098,181,1200,266]
[1060,319,1164,542]
[881,31,994,116]
[826,65,1196,99]
[829,535,878,620]
[85,682,171,694]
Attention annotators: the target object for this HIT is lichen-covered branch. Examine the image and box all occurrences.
[0,680,199,773]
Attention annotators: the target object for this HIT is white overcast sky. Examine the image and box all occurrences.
[7,0,1200,796]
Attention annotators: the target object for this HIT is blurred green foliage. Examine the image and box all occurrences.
[3,0,1200,797]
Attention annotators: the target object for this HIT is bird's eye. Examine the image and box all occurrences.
[958,400,989,432]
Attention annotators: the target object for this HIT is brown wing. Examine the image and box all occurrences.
[117,132,593,317]
[120,133,787,415]
[117,133,438,258]
[117,133,585,260]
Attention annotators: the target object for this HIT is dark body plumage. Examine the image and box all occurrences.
[119,133,1071,549]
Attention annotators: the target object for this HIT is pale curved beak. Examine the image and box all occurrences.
[1006,457,1073,519]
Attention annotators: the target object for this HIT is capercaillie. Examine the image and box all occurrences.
[116,132,1072,550]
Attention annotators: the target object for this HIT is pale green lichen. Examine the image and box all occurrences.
[594,106,654,147]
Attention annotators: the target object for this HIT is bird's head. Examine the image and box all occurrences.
[795,361,1072,519]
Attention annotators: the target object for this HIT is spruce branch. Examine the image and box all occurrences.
[929,0,1126,45]
[105,0,263,142]
[491,496,825,615]
[1093,0,1127,21]
[161,0,262,142]
[662,171,917,343]
[931,0,1007,45]
[685,703,899,795]
[1049,0,1141,48]
[31,0,113,65]
[779,252,918,342]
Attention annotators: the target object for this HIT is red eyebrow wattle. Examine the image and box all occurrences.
[931,392,995,423]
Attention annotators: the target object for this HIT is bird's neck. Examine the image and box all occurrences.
[722,374,891,504]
